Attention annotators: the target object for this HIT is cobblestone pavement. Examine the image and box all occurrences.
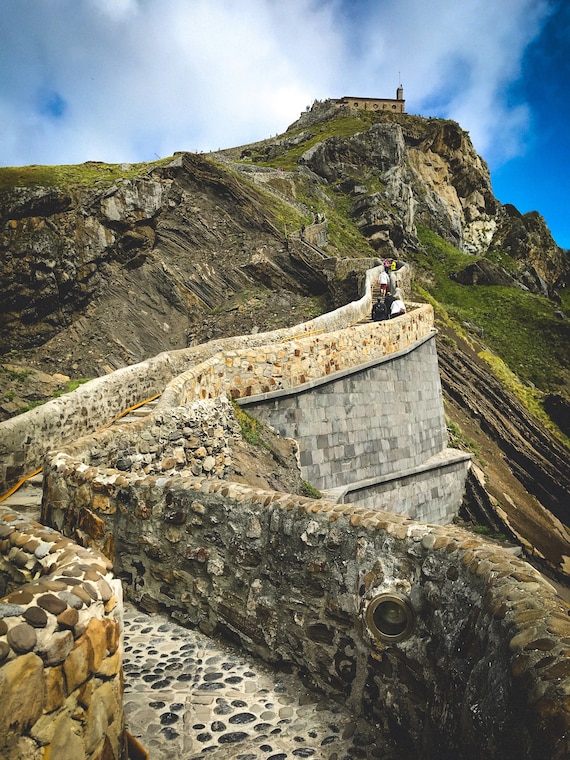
[123,604,402,760]
[2,478,399,759]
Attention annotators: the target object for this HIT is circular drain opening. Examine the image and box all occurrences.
[365,593,415,643]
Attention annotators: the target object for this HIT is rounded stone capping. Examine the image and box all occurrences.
[0,505,125,758]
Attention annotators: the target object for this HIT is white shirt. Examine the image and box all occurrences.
[390,298,406,316]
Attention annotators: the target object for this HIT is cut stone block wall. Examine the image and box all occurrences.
[241,333,471,524]
[341,455,472,524]
[0,506,125,760]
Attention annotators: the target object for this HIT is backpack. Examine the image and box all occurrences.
[372,300,388,321]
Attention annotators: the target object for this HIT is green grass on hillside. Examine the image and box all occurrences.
[416,227,570,393]
[0,157,174,191]
[245,114,375,170]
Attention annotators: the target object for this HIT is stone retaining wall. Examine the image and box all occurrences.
[242,332,471,524]
[0,264,392,495]
[40,471,570,759]
[38,302,464,523]
[0,506,125,760]
[159,303,433,406]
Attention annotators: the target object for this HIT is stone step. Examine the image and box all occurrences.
[113,400,160,425]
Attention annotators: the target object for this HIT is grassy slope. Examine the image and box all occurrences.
[414,227,570,394]
[243,112,570,444]
[0,157,173,190]
[413,227,570,447]
[1,114,568,444]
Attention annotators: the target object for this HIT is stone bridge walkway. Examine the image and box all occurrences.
[2,480,400,759]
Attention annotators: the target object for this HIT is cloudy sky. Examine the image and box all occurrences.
[1,0,568,248]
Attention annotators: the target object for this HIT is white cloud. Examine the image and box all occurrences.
[0,0,553,166]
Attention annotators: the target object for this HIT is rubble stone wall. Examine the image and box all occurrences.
[0,265,392,495]
[0,506,125,760]
[40,470,570,760]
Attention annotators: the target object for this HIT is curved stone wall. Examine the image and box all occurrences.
[41,468,570,759]
[242,332,471,524]
[0,264,391,495]
[39,301,465,524]
[0,506,125,760]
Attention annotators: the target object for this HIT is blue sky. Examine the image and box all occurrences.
[0,0,567,249]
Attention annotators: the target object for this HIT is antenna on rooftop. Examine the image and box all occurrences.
[397,72,404,102]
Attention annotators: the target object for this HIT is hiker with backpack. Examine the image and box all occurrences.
[384,291,396,316]
[390,289,406,318]
[371,297,389,321]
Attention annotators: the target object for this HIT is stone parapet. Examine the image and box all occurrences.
[40,469,570,759]
[0,506,125,760]
[160,302,432,407]
[0,264,399,495]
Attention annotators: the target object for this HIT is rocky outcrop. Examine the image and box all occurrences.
[290,105,566,301]
[450,258,517,287]
[296,112,499,259]
[490,204,568,296]
[437,332,570,567]
[0,153,332,377]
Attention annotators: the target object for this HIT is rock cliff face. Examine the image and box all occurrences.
[0,153,335,380]
[0,102,569,574]
[291,108,567,296]
[300,117,498,258]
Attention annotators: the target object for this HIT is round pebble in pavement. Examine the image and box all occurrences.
[122,603,403,759]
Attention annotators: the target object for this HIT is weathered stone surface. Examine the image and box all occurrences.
[0,117,567,760]
[7,623,37,653]
[102,619,120,655]
[95,649,121,679]
[56,607,79,629]
[58,590,85,610]
[0,640,10,663]
[84,684,111,754]
[23,606,48,628]
[78,508,106,539]
[84,618,107,672]
[44,665,65,713]
[38,629,74,666]
[7,590,34,605]
[0,604,25,618]
[37,593,68,616]
[45,712,87,760]
[63,635,94,694]
[0,652,44,747]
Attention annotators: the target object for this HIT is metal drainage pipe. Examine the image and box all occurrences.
[365,592,416,643]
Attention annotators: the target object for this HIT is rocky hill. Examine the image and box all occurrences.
[1,101,569,578]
